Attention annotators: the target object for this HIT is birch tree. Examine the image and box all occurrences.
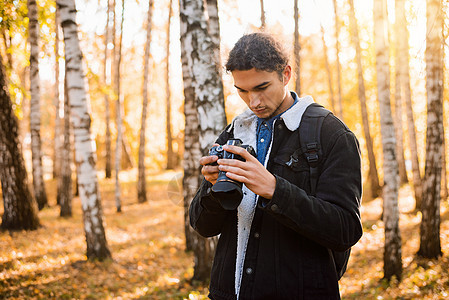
[57,0,111,260]
[114,0,125,212]
[104,0,112,179]
[320,24,336,112]
[28,0,48,210]
[179,0,227,281]
[418,0,443,259]
[332,0,343,120]
[393,0,408,185]
[59,72,72,217]
[396,0,422,208]
[374,0,401,280]
[138,0,154,203]
[293,0,301,96]
[348,0,381,199]
[260,0,266,30]
[53,5,62,180]
[165,0,176,170]
[0,59,40,231]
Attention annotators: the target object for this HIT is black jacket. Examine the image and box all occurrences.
[190,100,363,300]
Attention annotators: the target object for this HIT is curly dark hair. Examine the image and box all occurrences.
[225,32,289,78]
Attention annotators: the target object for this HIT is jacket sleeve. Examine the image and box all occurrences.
[189,124,234,238]
[259,117,363,252]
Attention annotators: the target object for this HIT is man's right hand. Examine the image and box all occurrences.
[200,155,220,185]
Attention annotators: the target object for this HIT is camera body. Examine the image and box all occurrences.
[209,139,256,210]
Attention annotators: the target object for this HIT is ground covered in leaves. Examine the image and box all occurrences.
[1,170,448,299]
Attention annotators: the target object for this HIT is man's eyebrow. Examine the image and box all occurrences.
[234,81,271,91]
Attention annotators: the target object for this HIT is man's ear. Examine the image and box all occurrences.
[282,65,292,86]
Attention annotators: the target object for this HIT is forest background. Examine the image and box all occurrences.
[1,0,449,298]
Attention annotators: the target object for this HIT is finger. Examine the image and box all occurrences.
[217,158,247,169]
[202,164,219,176]
[222,145,255,161]
[199,155,219,166]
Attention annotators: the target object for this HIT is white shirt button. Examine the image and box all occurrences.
[260,138,265,143]
[246,267,253,274]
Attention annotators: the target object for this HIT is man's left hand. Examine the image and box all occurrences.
[217,145,276,199]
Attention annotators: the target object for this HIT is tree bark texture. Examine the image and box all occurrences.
[114,0,125,212]
[418,0,443,259]
[393,0,409,186]
[53,6,62,180]
[104,0,112,179]
[349,0,381,199]
[138,0,154,203]
[0,60,40,231]
[373,0,402,280]
[59,71,72,217]
[332,0,344,120]
[166,0,176,170]
[58,0,111,260]
[28,0,48,210]
[294,0,301,96]
[396,0,422,209]
[179,0,226,281]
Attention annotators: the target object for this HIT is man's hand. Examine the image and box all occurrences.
[200,146,220,185]
[217,145,276,199]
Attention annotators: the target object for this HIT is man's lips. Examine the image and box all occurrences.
[253,107,266,114]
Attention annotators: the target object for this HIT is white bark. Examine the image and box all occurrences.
[53,6,62,180]
[28,0,48,210]
[179,0,226,281]
[373,0,401,280]
[396,0,422,208]
[138,0,154,203]
[332,0,344,120]
[294,0,300,96]
[419,0,443,259]
[114,0,125,212]
[58,0,111,260]
[104,0,112,179]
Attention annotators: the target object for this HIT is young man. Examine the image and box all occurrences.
[189,32,362,300]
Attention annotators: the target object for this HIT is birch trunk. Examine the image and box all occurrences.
[332,0,344,120]
[53,6,62,180]
[320,25,335,112]
[393,0,408,185]
[418,0,443,259]
[294,0,301,96]
[114,0,125,212]
[349,0,381,199]
[138,0,154,203]
[374,0,401,280]
[166,0,176,170]
[58,0,111,260]
[59,71,72,217]
[104,0,112,179]
[396,0,422,208]
[259,0,266,30]
[28,0,48,210]
[0,60,40,231]
[179,0,226,281]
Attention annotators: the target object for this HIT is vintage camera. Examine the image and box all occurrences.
[208,139,256,210]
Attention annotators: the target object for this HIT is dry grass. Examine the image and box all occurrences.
[1,171,448,299]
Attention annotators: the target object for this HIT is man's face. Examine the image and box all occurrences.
[232,66,293,119]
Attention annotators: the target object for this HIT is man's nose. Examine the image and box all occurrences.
[249,92,261,109]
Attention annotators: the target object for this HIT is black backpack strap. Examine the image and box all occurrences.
[299,104,331,195]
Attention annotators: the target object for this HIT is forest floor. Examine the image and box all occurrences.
[1,169,449,299]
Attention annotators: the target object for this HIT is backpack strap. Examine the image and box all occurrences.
[299,103,331,195]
